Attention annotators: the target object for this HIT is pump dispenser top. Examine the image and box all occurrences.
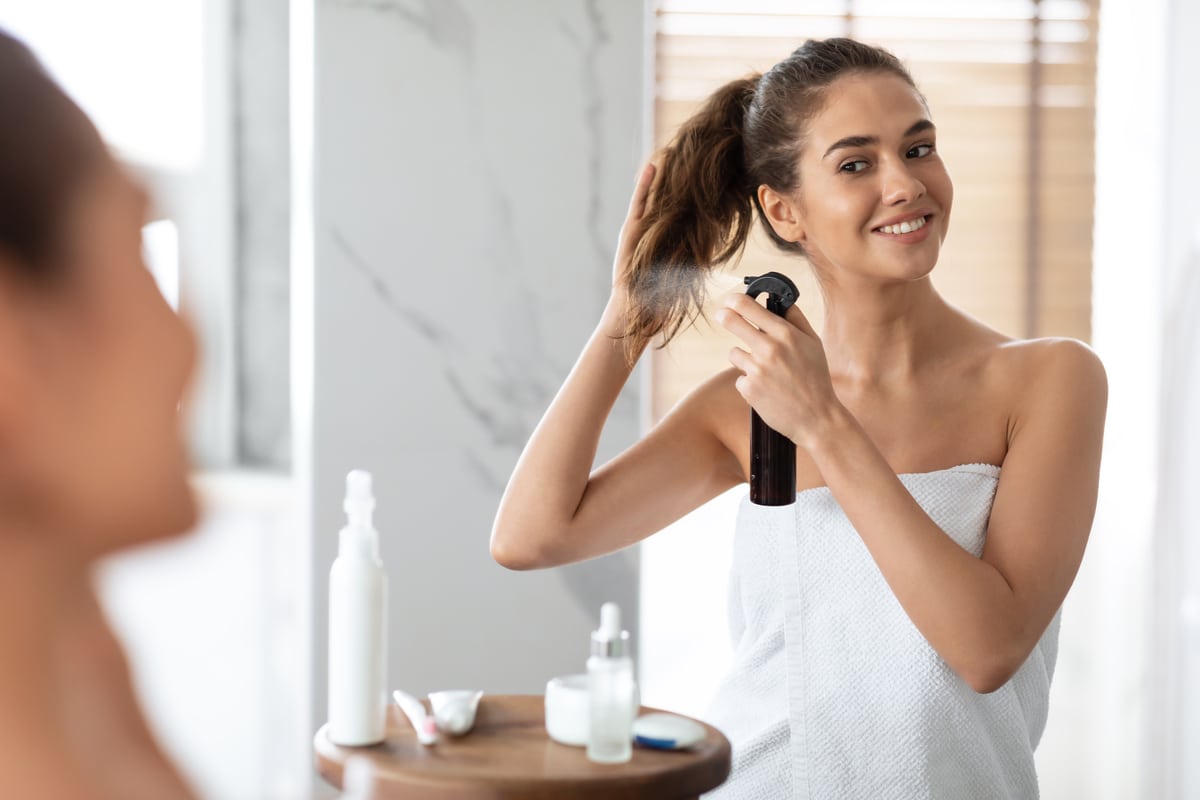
[340,470,379,559]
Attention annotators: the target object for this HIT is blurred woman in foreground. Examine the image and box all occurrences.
[0,28,199,799]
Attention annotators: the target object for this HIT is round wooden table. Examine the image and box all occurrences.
[314,694,731,799]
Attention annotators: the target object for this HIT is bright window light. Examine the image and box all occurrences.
[142,219,180,309]
[0,0,205,170]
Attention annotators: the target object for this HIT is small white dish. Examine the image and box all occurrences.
[428,689,484,737]
[632,712,706,750]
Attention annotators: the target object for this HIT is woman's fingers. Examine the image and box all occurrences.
[727,346,752,374]
[617,162,656,262]
[723,291,821,343]
[720,292,793,339]
[715,302,770,348]
[614,162,658,286]
[629,162,656,222]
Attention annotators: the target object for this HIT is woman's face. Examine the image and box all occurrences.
[783,71,954,285]
[0,160,199,555]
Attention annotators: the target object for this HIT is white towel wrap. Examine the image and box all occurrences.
[704,464,1061,799]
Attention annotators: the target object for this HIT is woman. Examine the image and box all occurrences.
[0,29,199,799]
[491,38,1105,797]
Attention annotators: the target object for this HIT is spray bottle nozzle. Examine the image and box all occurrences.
[743,272,799,311]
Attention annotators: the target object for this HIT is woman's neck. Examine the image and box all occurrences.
[0,530,87,628]
[816,274,955,387]
[0,533,195,799]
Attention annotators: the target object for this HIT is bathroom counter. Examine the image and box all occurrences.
[314,694,731,799]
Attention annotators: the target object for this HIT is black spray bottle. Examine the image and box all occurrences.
[743,272,800,507]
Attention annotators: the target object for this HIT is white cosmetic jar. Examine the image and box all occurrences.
[545,674,591,746]
[545,673,640,747]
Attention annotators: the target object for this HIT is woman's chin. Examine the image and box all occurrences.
[90,483,202,556]
[878,251,940,282]
[165,488,202,539]
[156,482,202,541]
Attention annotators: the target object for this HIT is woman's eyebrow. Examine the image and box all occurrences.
[822,119,936,159]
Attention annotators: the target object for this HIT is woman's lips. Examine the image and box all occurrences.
[872,214,933,244]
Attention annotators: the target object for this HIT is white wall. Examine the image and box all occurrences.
[1031,0,1168,796]
[1146,0,1200,795]
[301,0,648,777]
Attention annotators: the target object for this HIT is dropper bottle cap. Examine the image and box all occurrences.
[591,602,630,658]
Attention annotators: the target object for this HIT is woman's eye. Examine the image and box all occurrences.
[839,159,868,174]
[908,143,934,158]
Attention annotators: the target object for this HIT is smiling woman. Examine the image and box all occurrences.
[491,36,1105,799]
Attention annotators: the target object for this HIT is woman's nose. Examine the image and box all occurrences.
[880,158,926,206]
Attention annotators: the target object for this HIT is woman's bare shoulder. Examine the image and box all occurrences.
[985,336,1108,423]
[991,336,1105,382]
[948,303,1104,393]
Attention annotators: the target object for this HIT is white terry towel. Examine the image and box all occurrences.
[704,464,1061,799]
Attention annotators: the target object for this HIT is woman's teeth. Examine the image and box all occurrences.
[877,216,928,235]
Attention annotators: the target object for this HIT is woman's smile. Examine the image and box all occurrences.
[871,211,935,245]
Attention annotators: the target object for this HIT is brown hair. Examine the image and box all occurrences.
[620,37,921,360]
[0,28,106,277]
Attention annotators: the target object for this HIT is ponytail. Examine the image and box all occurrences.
[619,74,760,362]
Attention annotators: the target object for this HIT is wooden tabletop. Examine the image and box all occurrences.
[313,694,731,799]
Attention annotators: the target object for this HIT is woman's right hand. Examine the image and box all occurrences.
[611,162,657,300]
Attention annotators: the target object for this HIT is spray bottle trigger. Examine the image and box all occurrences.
[743,272,799,313]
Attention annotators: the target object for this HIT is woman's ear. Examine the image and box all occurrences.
[757,185,805,245]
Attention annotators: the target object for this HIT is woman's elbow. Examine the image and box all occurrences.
[490,540,537,571]
[489,524,549,571]
[489,535,529,571]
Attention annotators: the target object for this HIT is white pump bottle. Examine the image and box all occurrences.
[328,470,388,746]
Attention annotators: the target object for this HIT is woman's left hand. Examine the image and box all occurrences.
[715,291,841,449]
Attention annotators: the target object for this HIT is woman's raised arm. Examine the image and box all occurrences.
[490,164,744,570]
